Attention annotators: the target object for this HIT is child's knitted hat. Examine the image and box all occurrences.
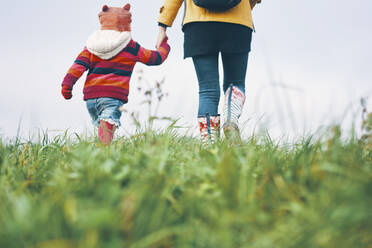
[99,3,132,32]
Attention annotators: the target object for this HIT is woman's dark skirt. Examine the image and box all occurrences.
[183,21,253,58]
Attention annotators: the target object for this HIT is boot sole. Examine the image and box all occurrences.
[223,122,241,141]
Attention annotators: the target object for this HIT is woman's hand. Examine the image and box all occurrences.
[156,26,167,49]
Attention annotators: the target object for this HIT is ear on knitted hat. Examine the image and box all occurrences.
[123,3,130,10]
[99,3,132,32]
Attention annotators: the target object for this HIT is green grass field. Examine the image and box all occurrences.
[0,126,371,248]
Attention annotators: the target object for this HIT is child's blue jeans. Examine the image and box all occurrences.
[192,52,249,117]
[86,97,124,127]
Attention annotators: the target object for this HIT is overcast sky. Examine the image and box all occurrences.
[0,0,371,141]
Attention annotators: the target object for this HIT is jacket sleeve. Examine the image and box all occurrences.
[61,48,91,88]
[158,0,184,27]
[136,40,171,66]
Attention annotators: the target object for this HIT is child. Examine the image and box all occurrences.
[61,3,170,145]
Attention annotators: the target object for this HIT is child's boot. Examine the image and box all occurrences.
[197,113,220,146]
[223,84,245,141]
[98,120,116,145]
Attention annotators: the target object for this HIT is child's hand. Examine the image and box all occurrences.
[158,36,169,48]
[61,85,73,100]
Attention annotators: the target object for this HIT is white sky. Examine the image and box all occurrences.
[0,0,371,141]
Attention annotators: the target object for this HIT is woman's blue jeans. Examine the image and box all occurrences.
[192,52,249,117]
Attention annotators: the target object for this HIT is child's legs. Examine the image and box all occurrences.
[86,97,124,143]
[98,120,116,145]
[221,52,249,93]
[95,97,124,127]
[86,99,100,127]
[192,53,220,117]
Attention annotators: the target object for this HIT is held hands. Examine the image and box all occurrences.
[61,85,73,100]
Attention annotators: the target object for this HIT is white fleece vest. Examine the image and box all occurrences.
[86,30,131,60]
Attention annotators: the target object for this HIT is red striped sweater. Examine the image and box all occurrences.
[62,39,170,102]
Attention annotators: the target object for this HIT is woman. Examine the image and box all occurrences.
[156,0,261,144]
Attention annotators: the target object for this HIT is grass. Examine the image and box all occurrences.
[0,127,371,248]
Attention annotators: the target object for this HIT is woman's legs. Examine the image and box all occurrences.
[192,52,250,143]
[192,53,220,117]
[221,52,249,139]
[221,52,249,93]
[192,52,249,115]
[192,54,221,144]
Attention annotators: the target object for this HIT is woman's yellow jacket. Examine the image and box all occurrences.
[158,0,253,29]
